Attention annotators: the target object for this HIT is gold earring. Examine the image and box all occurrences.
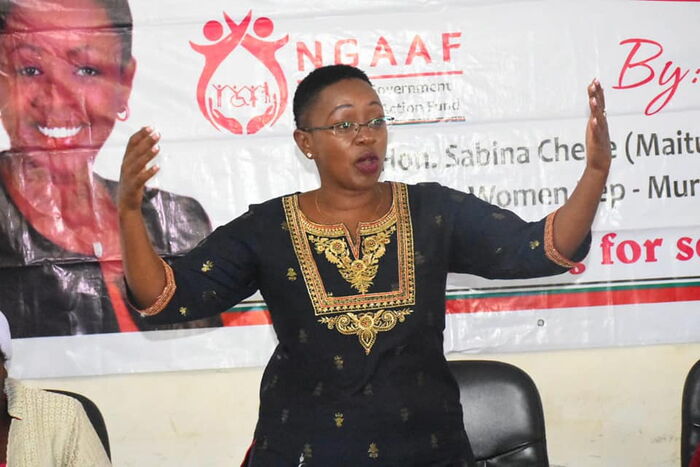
[305,152,313,159]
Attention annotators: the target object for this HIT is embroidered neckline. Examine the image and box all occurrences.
[293,182,397,257]
[283,181,416,317]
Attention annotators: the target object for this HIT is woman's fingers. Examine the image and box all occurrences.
[585,80,612,172]
[122,129,159,179]
[119,126,162,211]
[124,127,160,170]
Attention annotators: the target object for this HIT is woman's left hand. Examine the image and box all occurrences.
[585,79,612,173]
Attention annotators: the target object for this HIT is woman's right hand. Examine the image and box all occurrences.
[118,126,161,214]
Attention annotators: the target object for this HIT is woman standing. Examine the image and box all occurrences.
[119,65,610,465]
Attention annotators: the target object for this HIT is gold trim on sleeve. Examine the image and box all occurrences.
[137,258,177,317]
[544,210,579,268]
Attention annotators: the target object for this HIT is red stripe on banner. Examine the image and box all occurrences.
[445,285,700,314]
[221,309,272,326]
[221,285,700,327]
[369,70,464,80]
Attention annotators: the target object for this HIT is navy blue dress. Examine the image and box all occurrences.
[144,181,589,466]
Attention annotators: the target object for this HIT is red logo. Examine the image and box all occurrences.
[191,11,289,134]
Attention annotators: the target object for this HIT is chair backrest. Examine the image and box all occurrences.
[682,360,700,467]
[448,360,549,467]
[46,389,111,460]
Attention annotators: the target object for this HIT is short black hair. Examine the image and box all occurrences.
[0,0,133,67]
[293,64,372,128]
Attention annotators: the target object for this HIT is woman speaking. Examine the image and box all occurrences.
[119,64,611,465]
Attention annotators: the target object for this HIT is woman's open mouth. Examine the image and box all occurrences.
[355,153,380,175]
[37,125,82,139]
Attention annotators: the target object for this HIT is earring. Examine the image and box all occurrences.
[305,152,313,160]
[116,105,130,121]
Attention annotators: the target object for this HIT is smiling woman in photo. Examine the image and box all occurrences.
[0,0,216,337]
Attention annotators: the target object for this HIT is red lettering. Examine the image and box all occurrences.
[405,35,432,65]
[613,38,662,90]
[442,32,461,62]
[645,61,689,116]
[334,39,359,66]
[642,238,663,262]
[618,240,641,264]
[676,237,694,261]
[297,41,322,71]
[600,232,616,265]
[370,36,397,67]
[569,262,586,275]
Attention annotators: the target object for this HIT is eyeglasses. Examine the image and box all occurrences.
[298,116,394,137]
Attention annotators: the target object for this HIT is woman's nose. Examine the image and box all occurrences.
[34,72,80,112]
[353,124,376,144]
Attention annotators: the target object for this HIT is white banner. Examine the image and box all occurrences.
[3,0,699,378]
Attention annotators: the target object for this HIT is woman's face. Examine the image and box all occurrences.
[296,78,388,192]
[0,0,135,157]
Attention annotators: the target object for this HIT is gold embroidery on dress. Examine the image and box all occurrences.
[334,412,344,427]
[287,268,298,281]
[201,260,213,272]
[319,308,413,355]
[179,306,188,317]
[368,443,379,459]
[282,182,416,316]
[308,225,396,294]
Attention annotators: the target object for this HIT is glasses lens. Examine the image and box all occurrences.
[333,121,355,135]
[368,117,388,129]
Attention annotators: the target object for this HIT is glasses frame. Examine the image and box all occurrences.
[298,116,395,137]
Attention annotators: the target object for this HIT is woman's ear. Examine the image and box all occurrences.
[117,57,137,110]
[293,128,313,157]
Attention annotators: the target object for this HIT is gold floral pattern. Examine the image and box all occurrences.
[287,268,298,281]
[200,260,213,272]
[368,443,379,459]
[308,225,396,294]
[334,412,344,427]
[178,306,188,317]
[319,309,413,355]
[282,182,416,316]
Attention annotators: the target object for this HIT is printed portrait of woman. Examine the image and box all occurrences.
[0,0,217,337]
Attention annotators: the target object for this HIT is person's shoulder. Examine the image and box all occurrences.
[215,192,292,235]
[6,379,82,418]
[401,180,471,201]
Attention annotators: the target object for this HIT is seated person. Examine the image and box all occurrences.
[0,311,110,466]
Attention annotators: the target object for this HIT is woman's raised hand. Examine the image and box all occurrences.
[117,126,167,309]
[586,79,612,173]
[118,126,161,213]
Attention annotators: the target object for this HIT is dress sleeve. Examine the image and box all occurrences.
[444,186,590,279]
[130,207,260,324]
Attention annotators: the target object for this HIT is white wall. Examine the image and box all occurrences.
[28,342,699,466]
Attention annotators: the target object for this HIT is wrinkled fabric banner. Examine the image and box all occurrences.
[0,0,698,377]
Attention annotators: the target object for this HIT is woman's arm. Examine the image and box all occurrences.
[552,79,612,258]
[117,127,165,309]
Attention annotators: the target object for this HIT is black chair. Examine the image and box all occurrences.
[46,389,111,460]
[449,360,549,467]
[682,359,700,467]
